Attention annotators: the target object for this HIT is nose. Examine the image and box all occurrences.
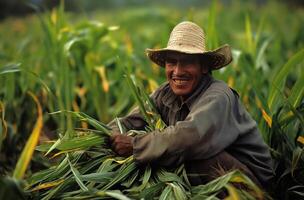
[173,62,184,75]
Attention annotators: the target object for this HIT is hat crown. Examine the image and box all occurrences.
[167,21,206,53]
[145,21,232,70]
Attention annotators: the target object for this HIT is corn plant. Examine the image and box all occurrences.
[0,1,303,199]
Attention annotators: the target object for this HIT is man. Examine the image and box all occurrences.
[110,21,274,188]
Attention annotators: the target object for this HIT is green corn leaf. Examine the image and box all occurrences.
[26,167,56,187]
[67,154,89,191]
[80,172,115,183]
[115,117,125,134]
[102,161,137,190]
[0,176,26,200]
[45,138,62,155]
[191,194,219,200]
[124,71,153,128]
[291,147,304,177]
[159,185,173,200]
[41,177,75,200]
[254,14,266,54]
[142,165,152,186]
[268,48,304,111]
[37,133,104,152]
[288,69,304,108]
[170,182,188,200]
[121,169,139,188]
[207,0,218,49]
[255,36,271,70]
[140,182,165,199]
[0,63,52,95]
[245,14,255,56]
[0,63,21,74]
[125,165,152,192]
[50,110,111,135]
[156,169,186,187]
[191,170,262,198]
[96,190,132,200]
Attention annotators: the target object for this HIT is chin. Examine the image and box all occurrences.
[172,89,191,97]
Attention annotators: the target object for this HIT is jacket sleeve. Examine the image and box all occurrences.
[133,90,243,166]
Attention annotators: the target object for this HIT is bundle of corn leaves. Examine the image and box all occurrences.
[26,72,264,199]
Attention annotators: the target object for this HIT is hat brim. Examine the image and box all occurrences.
[146,44,232,70]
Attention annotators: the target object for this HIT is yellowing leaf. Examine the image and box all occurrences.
[72,101,88,129]
[262,109,272,127]
[115,156,133,164]
[297,136,304,144]
[0,101,7,141]
[255,96,262,109]
[105,156,133,164]
[13,92,43,179]
[124,34,133,55]
[227,76,234,88]
[60,26,71,33]
[151,62,160,74]
[230,176,246,184]
[72,100,80,112]
[242,95,249,109]
[50,148,82,159]
[95,66,109,93]
[30,179,64,191]
[51,9,57,25]
[156,119,163,130]
[75,86,87,98]
[225,184,240,200]
[148,78,159,93]
[146,111,155,117]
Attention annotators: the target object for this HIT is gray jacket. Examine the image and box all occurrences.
[117,75,274,186]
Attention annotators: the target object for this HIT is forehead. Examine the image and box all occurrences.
[166,51,199,59]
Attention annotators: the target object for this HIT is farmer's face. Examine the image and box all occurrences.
[165,52,206,100]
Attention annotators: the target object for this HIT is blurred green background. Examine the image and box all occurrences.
[0,0,303,199]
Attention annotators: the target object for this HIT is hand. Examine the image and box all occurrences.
[110,133,134,157]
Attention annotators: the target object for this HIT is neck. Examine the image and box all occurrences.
[179,75,208,102]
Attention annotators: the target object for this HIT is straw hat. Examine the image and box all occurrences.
[146,21,232,70]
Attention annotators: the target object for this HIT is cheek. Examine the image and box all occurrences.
[165,67,172,79]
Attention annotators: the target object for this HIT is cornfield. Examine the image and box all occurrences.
[0,0,303,199]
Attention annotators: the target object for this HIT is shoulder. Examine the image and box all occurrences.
[206,79,238,100]
[195,79,238,107]
[207,79,233,94]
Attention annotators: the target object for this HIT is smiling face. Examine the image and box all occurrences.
[165,51,208,100]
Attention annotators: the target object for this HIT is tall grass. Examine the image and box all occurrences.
[0,0,303,199]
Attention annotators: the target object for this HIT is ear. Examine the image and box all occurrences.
[201,65,209,74]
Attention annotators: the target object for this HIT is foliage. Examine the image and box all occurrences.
[0,0,303,199]
[22,73,263,199]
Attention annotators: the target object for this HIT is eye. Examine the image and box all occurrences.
[166,58,177,65]
[181,58,194,65]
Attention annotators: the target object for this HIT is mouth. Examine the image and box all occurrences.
[172,76,192,86]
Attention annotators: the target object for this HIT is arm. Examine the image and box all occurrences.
[133,91,241,166]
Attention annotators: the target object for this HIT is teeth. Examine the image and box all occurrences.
[174,79,188,84]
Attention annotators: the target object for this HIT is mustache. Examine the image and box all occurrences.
[171,74,191,79]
